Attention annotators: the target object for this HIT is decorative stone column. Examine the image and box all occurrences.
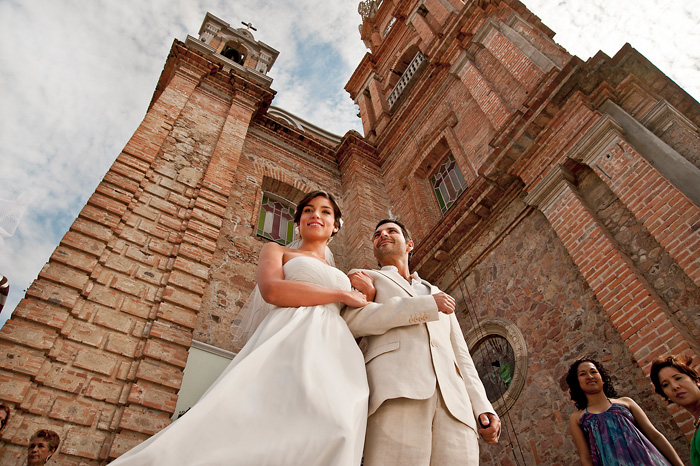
[525,164,700,437]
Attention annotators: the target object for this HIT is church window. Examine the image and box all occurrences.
[383,17,396,37]
[222,45,246,65]
[257,193,296,245]
[464,318,528,415]
[430,153,467,214]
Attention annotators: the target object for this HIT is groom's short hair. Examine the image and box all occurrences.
[375,219,412,243]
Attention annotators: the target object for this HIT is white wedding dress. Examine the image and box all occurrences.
[112,256,369,465]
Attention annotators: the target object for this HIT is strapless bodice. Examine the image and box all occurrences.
[283,255,351,291]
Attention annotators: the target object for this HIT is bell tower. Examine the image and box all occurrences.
[189,13,278,81]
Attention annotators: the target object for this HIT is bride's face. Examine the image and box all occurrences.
[297,196,337,242]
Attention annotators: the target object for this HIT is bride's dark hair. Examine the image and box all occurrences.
[293,190,342,236]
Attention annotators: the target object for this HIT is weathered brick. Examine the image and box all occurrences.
[21,386,57,415]
[93,307,135,334]
[36,363,88,394]
[135,359,183,390]
[49,395,99,426]
[74,347,119,376]
[26,279,80,309]
[50,246,100,272]
[173,257,210,280]
[167,269,206,294]
[120,297,152,319]
[11,299,70,329]
[0,343,46,376]
[0,319,58,350]
[143,339,189,368]
[71,217,114,243]
[148,320,192,347]
[61,231,107,257]
[155,302,198,329]
[105,333,140,357]
[38,262,90,291]
[127,381,179,413]
[104,255,137,274]
[118,405,172,436]
[0,371,33,402]
[191,206,223,228]
[87,192,128,217]
[85,377,124,403]
[86,284,120,308]
[134,266,164,285]
[61,426,108,460]
[161,286,202,312]
[108,432,150,459]
[61,318,108,348]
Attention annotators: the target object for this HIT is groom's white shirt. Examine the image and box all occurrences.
[342,266,494,432]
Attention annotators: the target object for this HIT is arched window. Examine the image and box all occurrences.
[221,44,246,65]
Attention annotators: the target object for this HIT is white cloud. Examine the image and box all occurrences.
[0,0,698,326]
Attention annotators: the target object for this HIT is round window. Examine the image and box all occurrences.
[464,318,528,414]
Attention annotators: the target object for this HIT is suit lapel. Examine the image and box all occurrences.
[376,270,415,297]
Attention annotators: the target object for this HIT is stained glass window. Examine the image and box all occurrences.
[471,335,516,404]
[430,153,467,214]
[257,193,295,245]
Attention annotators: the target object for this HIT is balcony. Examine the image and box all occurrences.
[387,52,428,109]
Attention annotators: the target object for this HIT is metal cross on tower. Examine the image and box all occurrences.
[241,21,257,31]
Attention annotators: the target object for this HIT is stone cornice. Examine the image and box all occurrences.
[345,52,376,100]
[523,164,575,211]
[567,113,624,166]
[335,130,380,169]
[249,118,339,172]
[641,99,699,134]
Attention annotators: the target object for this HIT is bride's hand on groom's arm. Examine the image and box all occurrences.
[342,290,370,308]
[348,272,376,302]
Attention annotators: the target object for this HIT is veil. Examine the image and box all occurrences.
[230,239,335,350]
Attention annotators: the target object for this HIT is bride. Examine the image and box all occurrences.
[111,191,370,465]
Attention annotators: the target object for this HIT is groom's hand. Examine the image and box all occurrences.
[348,271,376,302]
[477,413,501,444]
[433,292,455,314]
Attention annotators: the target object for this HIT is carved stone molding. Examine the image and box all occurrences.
[641,99,699,135]
[523,164,575,211]
[567,114,624,166]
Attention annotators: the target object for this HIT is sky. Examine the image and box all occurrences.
[0,0,698,326]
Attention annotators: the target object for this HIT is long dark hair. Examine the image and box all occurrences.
[293,190,342,236]
[566,358,618,410]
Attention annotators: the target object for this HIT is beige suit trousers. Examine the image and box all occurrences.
[363,389,479,466]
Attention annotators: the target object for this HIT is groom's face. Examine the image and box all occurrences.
[372,222,413,264]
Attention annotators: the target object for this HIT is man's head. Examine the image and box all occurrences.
[373,219,413,266]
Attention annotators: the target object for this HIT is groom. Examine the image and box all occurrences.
[342,219,500,465]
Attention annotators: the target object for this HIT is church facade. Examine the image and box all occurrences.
[1,1,699,464]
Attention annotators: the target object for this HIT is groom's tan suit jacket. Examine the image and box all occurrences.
[342,268,494,433]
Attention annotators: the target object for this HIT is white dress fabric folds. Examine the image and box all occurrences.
[112,256,369,465]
